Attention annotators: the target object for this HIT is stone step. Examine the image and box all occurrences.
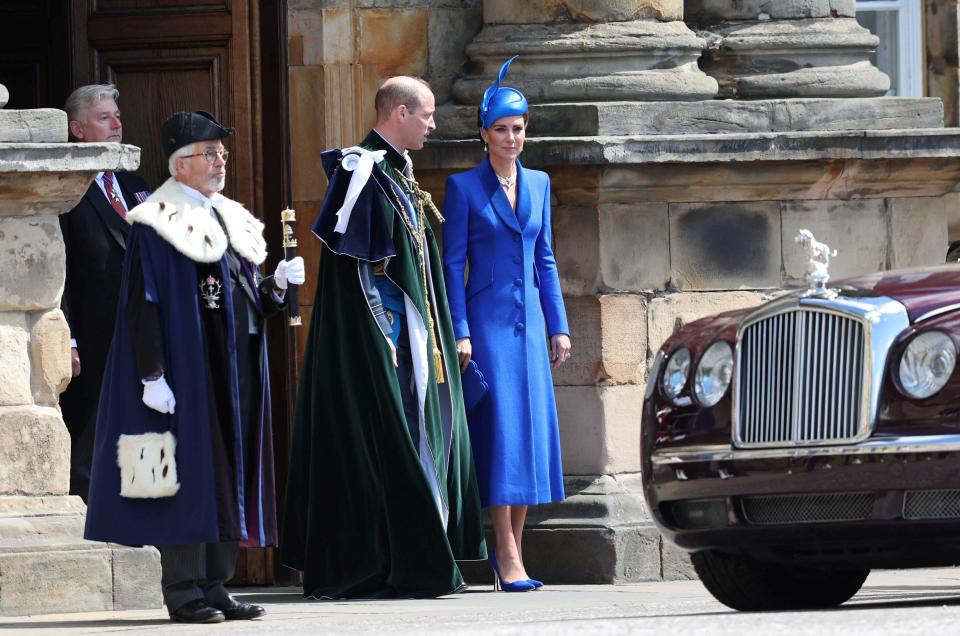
[433,98,943,140]
[0,540,162,616]
[0,496,162,616]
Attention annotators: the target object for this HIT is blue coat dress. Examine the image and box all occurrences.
[442,157,569,508]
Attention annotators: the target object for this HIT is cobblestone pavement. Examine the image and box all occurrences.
[4,568,960,635]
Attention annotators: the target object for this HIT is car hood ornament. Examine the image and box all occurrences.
[795,229,837,297]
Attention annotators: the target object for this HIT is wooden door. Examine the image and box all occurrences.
[70,0,291,584]
[70,0,254,206]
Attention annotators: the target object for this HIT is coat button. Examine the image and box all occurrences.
[513,278,522,286]
[515,299,524,308]
[516,322,525,330]
[513,255,521,264]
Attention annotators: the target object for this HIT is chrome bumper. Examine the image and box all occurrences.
[650,434,960,465]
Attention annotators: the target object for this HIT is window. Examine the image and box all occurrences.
[856,0,922,96]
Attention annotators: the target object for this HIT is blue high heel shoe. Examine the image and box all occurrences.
[526,578,544,589]
[490,550,535,592]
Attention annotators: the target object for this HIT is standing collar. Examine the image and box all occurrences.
[176,180,226,211]
[365,129,409,175]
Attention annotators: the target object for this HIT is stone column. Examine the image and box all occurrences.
[452,0,718,103]
[0,86,161,616]
[686,0,890,98]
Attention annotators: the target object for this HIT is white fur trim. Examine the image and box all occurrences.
[116,432,181,499]
[126,178,267,265]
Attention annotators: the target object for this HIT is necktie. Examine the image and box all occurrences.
[101,171,126,219]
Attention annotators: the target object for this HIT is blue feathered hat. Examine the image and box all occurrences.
[479,56,528,129]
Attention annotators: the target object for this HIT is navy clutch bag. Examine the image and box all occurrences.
[461,360,489,412]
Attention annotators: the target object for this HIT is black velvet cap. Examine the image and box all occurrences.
[161,110,235,157]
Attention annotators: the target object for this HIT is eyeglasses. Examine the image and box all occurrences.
[182,149,230,163]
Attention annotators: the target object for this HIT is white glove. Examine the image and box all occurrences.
[274,256,305,290]
[142,374,176,414]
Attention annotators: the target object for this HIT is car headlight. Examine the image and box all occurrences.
[661,347,691,403]
[694,341,734,407]
[898,331,957,399]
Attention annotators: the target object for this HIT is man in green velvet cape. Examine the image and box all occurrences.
[281,76,487,599]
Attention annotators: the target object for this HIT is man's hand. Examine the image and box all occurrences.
[456,338,472,373]
[142,374,176,414]
[274,256,306,290]
[70,347,81,377]
[386,337,398,368]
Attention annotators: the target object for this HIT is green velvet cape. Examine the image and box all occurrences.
[281,132,487,599]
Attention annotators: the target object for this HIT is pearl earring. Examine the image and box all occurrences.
[484,143,488,152]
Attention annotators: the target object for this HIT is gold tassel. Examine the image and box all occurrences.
[434,346,446,384]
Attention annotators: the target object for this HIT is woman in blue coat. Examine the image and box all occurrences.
[442,57,572,592]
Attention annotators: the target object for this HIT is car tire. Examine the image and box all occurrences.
[691,550,869,611]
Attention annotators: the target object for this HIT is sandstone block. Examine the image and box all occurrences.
[661,541,698,580]
[289,8,352,66]
[454,21,718,103]
[553,296,602,386]
[358,9,428,76]
[111,545,163,610]
[556,385,643,475]
[781,199,888,284]
[0,216,65,311]
[0,548,113,615]
[0,109,67,143]
[889,196,950,268]
[552,204,600,295]
[553,293,650,386]
[29,309,71,406]
[600,294,649,384]
[0,313,31,406]
[434,97,943,141]
[687,0,855,20]
[599,203,669,292]
[290,65,328,203]
[428,8,482,89]
[483,0,682,24]
[647,291,772,355]
[946,193,960,242]
[0,405,70,496]
[670,201,782,290]
[705,18,889,99]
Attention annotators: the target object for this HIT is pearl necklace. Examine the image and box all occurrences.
[495,172,516,188]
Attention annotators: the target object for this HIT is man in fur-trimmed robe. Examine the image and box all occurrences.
[281,77,487,599]
[84,111,305,624]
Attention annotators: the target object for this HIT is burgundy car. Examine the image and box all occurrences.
[642,264,960,611]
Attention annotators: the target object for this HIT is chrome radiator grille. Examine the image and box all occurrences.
[736,309,866,446]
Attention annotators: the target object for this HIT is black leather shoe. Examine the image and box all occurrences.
[211,596,265,621]
[169,599,225,623]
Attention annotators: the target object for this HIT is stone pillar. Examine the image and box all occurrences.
[452,0,718,103]
[0,85,161,616]
[686,0,890,98]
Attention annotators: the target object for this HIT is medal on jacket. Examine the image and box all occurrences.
[199,275,223,309]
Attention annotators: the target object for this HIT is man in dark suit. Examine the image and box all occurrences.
[59,84,151,501]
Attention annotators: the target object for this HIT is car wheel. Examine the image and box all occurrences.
[691,550,869,611]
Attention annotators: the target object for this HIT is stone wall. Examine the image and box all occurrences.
[287,0,482,203]
[0,90,161,616]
